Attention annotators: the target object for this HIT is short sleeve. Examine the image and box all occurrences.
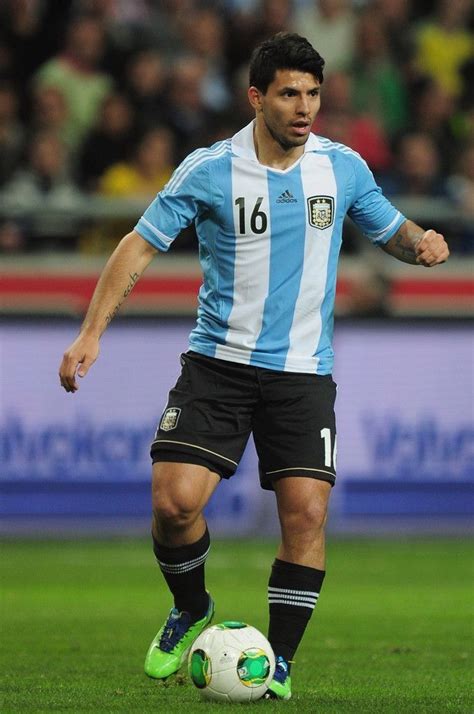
[134,156,211,252]
[348,156,405,245]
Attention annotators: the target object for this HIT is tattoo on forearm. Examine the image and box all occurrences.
[393,231,417,263]
[105,272,139,325]
[395,233,414,258]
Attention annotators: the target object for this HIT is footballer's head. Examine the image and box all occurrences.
[249,32,325,95]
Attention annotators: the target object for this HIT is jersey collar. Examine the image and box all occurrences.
[231,120,322,161]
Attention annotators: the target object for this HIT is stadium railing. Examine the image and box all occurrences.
[0,197,472,318]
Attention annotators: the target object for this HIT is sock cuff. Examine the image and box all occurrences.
[153,526,210,565]
[271,558,325,591]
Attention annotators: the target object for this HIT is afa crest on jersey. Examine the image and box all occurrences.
[307,196,334,229]
[160,407,181,431]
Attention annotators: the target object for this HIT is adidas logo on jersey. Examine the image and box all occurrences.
[277,189,297,203]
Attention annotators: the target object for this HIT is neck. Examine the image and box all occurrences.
[253,117,305,170]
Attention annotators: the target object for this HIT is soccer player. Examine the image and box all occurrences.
[59,33,449,700]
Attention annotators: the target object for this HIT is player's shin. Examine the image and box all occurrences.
[153,526,211,621]
[267,558,326,667]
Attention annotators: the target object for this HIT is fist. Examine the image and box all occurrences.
[415,229,450,267]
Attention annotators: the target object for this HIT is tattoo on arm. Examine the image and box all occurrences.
[105,271,139,325]
[383,220,424,264]
[393,230,417,262]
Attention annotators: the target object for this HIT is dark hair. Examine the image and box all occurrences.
[249,32,325,94]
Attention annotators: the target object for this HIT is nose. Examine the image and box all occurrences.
[296,96,310,116]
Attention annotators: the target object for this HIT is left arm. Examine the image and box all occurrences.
[382,219,450,267]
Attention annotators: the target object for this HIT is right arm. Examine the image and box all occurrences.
[59,230,157,392]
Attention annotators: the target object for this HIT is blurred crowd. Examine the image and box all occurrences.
[0,0,472,254]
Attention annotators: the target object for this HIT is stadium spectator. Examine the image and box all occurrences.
[226,0,294,75]
[413,0,474,98]
[0,0,73,94]
[447,143,474,252]
[374,0,418,84]
[292,0,356,72]
[448,143,474,217]
[74,0,153,56]
[0,219,25,252]
[78,93,135,191]
[0,129,84,249]
[312,70,392,173]
[143,0,197,63]
[29,85,72,151]
[98,126,175,199]
[79,126,175,254]
[125,50,168,131]
[350,9,408,137]
[162,56,219,159]
[378,132,447,197]
[180,7,231,112]
[0,82,24,187]
[409,78,458,173]
[33,15,114,149]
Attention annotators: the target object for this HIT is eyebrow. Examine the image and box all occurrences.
[279,86,320,94]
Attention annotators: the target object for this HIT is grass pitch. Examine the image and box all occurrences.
[0,537,472,713]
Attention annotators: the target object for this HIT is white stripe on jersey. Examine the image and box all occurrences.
[214,160,271,363]
[318,137,368,166]
[284,153,337,372]
[139,217,173,248]
[370,211,403,242]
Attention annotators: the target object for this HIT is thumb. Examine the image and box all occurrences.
[415,229,434,254]
[78,355,94,378]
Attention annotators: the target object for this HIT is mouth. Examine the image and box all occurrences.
[291,121,311,136]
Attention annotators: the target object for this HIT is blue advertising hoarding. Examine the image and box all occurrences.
[1,320,472,533]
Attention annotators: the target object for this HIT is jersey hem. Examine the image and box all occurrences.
[188,341,333,375]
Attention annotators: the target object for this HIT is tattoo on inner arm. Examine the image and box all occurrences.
[105,271,139,325]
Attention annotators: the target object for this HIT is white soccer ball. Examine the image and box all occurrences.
[188,621,275,702]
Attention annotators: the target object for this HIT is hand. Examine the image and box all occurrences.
[59,333,100,393]
[415,229,450,267]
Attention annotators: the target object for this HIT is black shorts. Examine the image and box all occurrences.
[151,351,337,490]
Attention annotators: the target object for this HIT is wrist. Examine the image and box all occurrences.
[80,324,102,340]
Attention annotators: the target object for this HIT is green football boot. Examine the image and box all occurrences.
[144,595,214,679]
[264,656,292,700]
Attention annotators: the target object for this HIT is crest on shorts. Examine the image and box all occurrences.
[160,407,181,432]
[307,195,334,229]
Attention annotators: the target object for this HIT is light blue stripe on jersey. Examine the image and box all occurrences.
[165,140,231,195]
[315,151,346,361]
[190,152,234,356]
[250,166,306,369]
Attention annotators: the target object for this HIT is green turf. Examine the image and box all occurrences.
[0,538,472,713]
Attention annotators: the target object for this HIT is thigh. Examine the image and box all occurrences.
[151,352,258,478]
[253,371,337,491]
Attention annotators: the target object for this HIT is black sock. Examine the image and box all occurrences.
[267,558,326,669]
[153,527,210,621]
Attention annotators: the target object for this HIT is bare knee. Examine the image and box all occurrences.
[280,500,328,539]
[151,462,219,536]
[152,484,201,532]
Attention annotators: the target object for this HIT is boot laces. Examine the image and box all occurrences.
[159,609,192,652]
[273,656,289,684]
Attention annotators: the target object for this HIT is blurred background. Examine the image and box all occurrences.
[0,0,472,538]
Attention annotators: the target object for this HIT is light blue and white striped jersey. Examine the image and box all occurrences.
[135,121,405,374]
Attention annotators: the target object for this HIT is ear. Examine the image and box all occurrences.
[248,86,263,112]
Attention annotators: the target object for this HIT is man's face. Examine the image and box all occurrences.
[250,69,321,151]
